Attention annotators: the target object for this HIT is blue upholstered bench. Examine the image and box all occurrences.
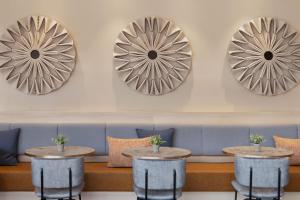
[1,123,300,191]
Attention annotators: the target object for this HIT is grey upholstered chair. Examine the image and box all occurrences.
[232,156,289,200]
[31,157,84,200]
[133,158,186,200]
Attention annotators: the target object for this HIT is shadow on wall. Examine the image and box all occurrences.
[112,67,193,112]
[221,42,300,112]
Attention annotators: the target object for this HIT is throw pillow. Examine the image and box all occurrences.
[0,128,20,165]
[107,136,151,167]
[273,135,300,165]
[136,128,175,147]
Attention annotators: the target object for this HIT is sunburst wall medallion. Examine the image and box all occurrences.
[228,17,300,96]
[113,16,192,96]
[0,16,76,95]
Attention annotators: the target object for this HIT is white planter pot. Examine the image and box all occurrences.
[252,143,261,152]
[57,144,64,152]
[152,145,160,153]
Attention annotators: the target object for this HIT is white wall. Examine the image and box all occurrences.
[0,0,300,119]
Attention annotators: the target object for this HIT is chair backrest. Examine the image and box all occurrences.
[133,158,186,190]
[31,157,84,188]
[235,156,289,188]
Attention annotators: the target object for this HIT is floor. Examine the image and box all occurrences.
[0,192,300,200]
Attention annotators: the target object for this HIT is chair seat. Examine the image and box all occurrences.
[35,184,84,199]
[232,181,284,198]
[134,186,182,200]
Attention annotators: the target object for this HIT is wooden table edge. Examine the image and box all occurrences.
[122,148,192,160]
[222,147,293,159]
[25,146,96,159]
[25,151,95,159]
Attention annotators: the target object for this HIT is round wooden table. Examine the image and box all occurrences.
[122,147,191,160]
[223,146,293,158]
[25,146,95,159]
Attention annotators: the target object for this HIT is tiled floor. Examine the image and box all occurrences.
[1,192,300,200]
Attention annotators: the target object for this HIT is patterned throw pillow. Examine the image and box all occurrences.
[107,136,151,167]
[273,135,300,165]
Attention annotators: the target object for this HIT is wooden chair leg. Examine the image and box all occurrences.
[79,194,82,200]
[234,190,237,200]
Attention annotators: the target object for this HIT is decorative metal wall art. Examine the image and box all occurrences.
[113,16,192,96]
[228,17,300,96]
[0,16,76,95]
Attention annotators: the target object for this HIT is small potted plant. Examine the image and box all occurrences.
[150,135,165,153]
[52,134,68,152]
[250,134,264,152]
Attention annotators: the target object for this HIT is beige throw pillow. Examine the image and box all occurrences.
[273,135,299,165]
[107,136,151,167]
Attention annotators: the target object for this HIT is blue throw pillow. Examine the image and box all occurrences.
[0,128,20,165]
[136,128,175,147]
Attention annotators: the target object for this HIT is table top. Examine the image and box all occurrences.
[25,146,95,159]
[223,146,293,158]
[122,147,192,160]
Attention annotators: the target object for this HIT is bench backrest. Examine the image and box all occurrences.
[1,123,298,156]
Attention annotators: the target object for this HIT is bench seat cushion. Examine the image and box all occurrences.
[1,163,300,192]
[0,163,32,191]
